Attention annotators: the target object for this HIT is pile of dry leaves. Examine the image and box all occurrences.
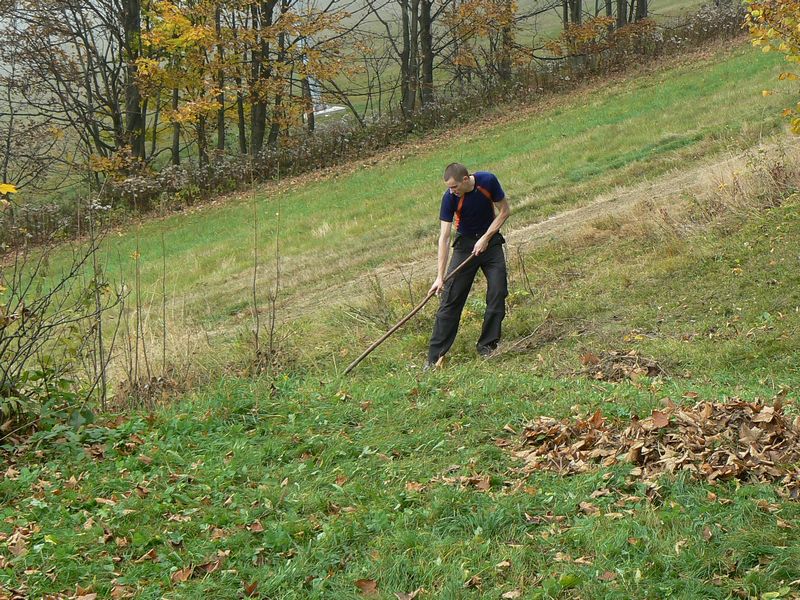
[579,350,665,382]
[512,397,800,498]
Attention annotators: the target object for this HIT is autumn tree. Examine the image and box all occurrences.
[0,14,70,193]
[1,0,148,178]
[746,0,800,133]
[138,0,224,166]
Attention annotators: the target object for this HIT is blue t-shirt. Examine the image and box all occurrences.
[439,171,505,237]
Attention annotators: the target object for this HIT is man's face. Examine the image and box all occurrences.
[445,175,471,197]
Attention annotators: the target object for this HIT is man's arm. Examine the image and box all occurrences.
[428,220,452,295]
[473,198,510,255]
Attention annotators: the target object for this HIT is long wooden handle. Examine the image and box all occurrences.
[343,251,478,375]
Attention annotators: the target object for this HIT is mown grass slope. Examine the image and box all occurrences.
[54,38,788,368]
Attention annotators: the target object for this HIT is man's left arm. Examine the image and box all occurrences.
[473,198,510,255]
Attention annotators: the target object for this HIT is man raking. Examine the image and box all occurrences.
[426,163,511,368]
[343,163,510,375]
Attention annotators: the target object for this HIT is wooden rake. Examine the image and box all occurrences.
[343,249,482,375]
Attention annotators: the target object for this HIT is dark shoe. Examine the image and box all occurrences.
[477,343,498,358]
[423,356,445,371]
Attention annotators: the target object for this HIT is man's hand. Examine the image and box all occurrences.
[428,277,444,296]
[472,235,489,256]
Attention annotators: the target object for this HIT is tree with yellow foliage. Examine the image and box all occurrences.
[745,0,800,133]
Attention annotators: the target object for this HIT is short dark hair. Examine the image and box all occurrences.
[444,163,469,181]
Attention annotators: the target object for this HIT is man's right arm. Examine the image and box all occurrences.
[429,220,452,295]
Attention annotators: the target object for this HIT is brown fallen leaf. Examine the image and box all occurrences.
[474,477,491,491]
[248,520,264,533]
[135,548,157,563]
[579,501,600,515]
[598,570,617,582]
[8,532,27,558]
[197,559,223,574]
[171,566,193,584]
[580,352,600,366]
[464,574,482,588]
[496,560,512,570]
[355,578,379,596]
[405,481,425,492]
[75,585,97,600]
[243,580,258,597]
[110,585,134,599]
[394,589,423,600]
[752,406,775,423]
[588,409,605,428]
[651,410,670,429]
[501,591,522,599]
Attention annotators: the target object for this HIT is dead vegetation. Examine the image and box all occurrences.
[578,349,667,381]
[511,395,800,499]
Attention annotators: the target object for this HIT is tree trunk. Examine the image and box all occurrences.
[251,1,277,155]
[232,11,248,154]
[616,0,627,27]
[237,81,248,153]
[571,0,582,25]
[216,6,226,152]
[267,1,288,148]
[408,0,419,113]
[498,0,513,83]
[420,0,434,105]
[198,114,208,167]
[635,0,647,20]
[149,93,160,159]
[171,87,180,165]
[400,0,414,116]
[302,76,315,133]
[122,0,145,161]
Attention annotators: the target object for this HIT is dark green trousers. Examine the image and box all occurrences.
[428,234,508,363]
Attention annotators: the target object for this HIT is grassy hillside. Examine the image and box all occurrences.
[54,38,789,375]
[5,157,799,599]
[3,38,800,599]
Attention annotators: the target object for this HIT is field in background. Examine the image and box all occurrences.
[325,0,712,120]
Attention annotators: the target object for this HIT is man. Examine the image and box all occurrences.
[426,163,510,368]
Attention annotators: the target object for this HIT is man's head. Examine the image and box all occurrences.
[444,163,471,197]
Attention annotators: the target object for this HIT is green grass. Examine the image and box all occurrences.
[3,38,800,599]
[4,194,800,597]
